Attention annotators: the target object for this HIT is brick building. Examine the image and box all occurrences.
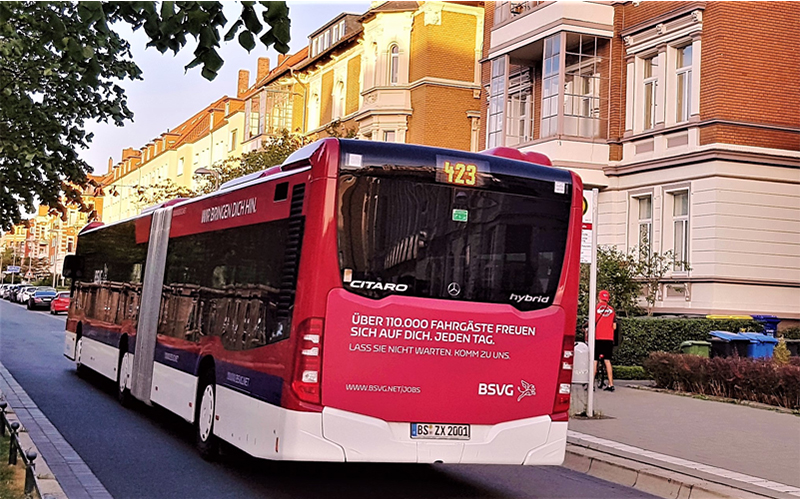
[481,1,800,319]
[242,1,485,151]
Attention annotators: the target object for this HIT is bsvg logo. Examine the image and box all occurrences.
[478,383,514,397]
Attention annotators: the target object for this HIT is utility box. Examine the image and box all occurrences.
[572,341,591,384]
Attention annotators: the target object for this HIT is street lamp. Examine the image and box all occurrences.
[195,168,221,190]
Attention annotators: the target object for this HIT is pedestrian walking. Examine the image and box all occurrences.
[594,289,617,391]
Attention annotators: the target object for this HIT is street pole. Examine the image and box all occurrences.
[10,248,16,284]
[587,188,599,418]
[51,229,59,287]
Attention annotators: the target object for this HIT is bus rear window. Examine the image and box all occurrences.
[337,171,571,311]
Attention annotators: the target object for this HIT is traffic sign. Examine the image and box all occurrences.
[5,266,20,274]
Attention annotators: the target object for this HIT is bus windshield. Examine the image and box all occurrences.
[337,167,571,311]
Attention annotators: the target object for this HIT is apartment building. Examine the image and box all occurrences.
[1,184,102,283]
[102,96,245,223]
[241,1,485,151]
[481,1,800,319]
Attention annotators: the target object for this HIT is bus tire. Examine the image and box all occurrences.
[75,336,87,377]
[117,351,132,407]
[195,371,219,460]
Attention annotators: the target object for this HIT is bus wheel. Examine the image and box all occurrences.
[75,337,86,376]
[195,373,219,460]
[117,352,132,407]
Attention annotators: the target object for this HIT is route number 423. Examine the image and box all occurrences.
[443,161,478,186]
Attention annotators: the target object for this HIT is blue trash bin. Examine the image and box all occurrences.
[709,331,753,358]
[738,332,779,358]
[750,315,781,336]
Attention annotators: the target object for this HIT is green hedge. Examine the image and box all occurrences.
[613,317,762,367]
[612,365,648,380]
[781,326,800,340]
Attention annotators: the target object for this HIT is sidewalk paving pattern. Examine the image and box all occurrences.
[567,382,800,498]
[0,363,110,499]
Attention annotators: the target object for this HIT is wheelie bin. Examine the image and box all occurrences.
[708,331,752,358]
[738,332,779,358]
[680,340,711,357]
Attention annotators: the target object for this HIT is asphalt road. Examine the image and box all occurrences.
[0,299,653,498]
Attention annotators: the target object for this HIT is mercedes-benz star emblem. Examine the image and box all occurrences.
[447,282,461,297]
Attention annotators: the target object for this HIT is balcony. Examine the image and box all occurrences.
[489,1,614,60]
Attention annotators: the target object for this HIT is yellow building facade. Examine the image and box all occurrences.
[242,1,485,152]
[102,97,245,223]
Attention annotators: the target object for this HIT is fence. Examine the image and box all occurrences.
[0,400,40,498]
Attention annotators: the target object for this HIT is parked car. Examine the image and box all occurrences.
[28,288,57,310]
[16,286,37,303]
[3,284,21,300]
[50,291,71,315]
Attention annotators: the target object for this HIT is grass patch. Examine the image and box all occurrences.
[0,431,27,499]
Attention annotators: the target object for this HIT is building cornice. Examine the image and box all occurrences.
[606,148,800,178]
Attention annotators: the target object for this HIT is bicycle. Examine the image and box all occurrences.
[595,353,608,390]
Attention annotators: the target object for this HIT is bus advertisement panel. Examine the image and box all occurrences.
[64,139,582,465]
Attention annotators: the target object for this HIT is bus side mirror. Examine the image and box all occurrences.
[62,255,85,279]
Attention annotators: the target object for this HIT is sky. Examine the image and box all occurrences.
[80,1,371,176]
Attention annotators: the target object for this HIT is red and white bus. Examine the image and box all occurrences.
[63,138,582,464]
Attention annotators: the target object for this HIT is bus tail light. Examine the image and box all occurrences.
[552,334,575,420]
[292,318,324,404]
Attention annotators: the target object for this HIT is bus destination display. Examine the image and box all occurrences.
[435,156,487,187]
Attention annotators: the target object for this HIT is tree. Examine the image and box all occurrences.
[193,130,314,194]
[134,179,198,210]
[579,246,644,324]
[0,1,291,230]
[633,235,690,316]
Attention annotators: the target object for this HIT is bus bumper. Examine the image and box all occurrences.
[321,407,567,465]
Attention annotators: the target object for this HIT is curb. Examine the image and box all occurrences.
[626,384,800,416]
[1,397,68,499]
[564,437,800,499]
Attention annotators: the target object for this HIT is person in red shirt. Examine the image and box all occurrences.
[594,289,617,391]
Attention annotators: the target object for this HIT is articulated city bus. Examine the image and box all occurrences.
[63,138,582,464]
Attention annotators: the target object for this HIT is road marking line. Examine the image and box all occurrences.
[568,430,798,496]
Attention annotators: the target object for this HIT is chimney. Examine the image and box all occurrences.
[108,157,113,171]
[257,57,271,81]
[121,147,139,161]
[278,54,288,66]
[237,69,250,98]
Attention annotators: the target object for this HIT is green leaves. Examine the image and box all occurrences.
[0,1,292,229]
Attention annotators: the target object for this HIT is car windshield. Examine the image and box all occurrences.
[57,292,70,298]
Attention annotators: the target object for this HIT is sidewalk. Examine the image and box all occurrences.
[565,381,800,498]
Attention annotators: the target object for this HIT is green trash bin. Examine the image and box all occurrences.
[680,340,711,357]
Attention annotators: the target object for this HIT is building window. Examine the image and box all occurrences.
[643,55,659,130]
[389,44,400,85]
[506,65,532,146]
[334,81,345,119]
[383,130,395,142]
[324,30,331,50]
[486,57,506,148]
[637,195,653,257]
[541,34,561,138]
[676,45,692,123]
[563,33,608,138]
[332,24,339,42]
[313,38,319,57]
[229,129,237,151]
[249,95,260,137]
[339,20,346,38]
[672,190,689,270]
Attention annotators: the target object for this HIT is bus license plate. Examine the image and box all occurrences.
[410,423,470,440]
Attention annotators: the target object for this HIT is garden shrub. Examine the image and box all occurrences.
[781,326,800,340]
[644,352,800,410]
[612,365,648,380]
[613,317,762,367]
